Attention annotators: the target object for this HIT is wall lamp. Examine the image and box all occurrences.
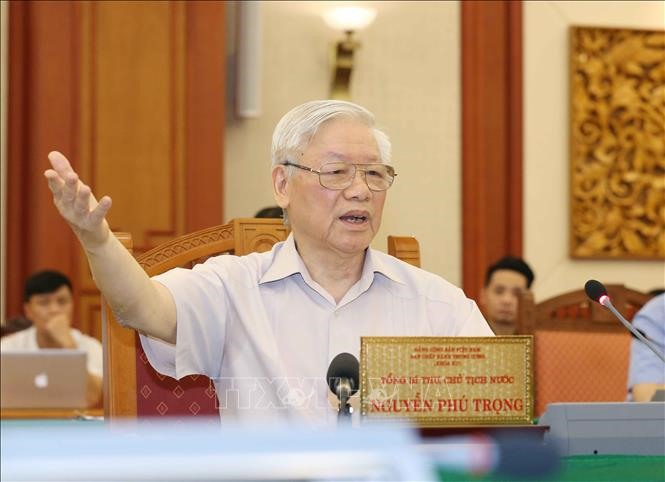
[323,6,376,100]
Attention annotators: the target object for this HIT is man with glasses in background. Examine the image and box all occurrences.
[44,100,492,425]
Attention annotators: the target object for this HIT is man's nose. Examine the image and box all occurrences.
[501,293,516,304]
[348,167,371,191]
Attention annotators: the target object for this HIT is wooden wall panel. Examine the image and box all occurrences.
[80,2,186,251]
[461,1,523,302]
[7,1,225,340]
[78,1,187,340]
[7,2,81,321]
[185,1,225,233]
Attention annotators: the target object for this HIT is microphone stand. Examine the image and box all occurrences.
[601,298,665,363]
[336,379,353,422]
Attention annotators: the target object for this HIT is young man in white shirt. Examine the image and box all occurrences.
[1,270,103,407]
[480,256,535,335]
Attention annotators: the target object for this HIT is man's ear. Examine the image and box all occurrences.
[23,302,33,320]
[479,287,488,309]
[272,165,290,209]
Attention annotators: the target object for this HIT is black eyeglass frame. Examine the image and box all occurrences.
[280,161,397,192]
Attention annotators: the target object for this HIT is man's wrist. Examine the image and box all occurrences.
[79,226,112,255]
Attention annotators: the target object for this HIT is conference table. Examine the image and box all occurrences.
[437,456,665,482]
[1,408,104,420]
[2,412,663,481]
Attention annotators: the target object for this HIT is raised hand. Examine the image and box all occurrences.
[43,152,177,343]
[44,151,112,250]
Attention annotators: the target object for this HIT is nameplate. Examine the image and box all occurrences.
[360,336,533,426]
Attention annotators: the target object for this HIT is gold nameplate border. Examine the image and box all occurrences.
[360,336,534,426]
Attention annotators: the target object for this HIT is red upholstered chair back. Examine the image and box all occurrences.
[134,347,218,420]
[516,286,650,416]
[102,221,422,422]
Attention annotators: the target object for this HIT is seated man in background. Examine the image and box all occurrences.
[254,205,284,219]
[1,270,103,407]
[627,292,665,402]
[480,256,535,335]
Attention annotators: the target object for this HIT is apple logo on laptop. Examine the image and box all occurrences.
[34,372,49,389]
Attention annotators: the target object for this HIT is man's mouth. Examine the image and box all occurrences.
[339,214,368,224]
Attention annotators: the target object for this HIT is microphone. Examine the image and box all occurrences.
[584,280,665,363]
[326,353,359,421]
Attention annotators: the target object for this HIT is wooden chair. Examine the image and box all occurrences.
[0,316,32,338]
[387,235,420,268]
[102,220,421,421]
[516,286,651,416]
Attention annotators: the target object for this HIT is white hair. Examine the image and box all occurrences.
[271,100,392,168]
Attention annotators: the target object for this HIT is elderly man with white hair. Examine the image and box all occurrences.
[45,100,493,425]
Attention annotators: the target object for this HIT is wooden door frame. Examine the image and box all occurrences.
[461,0,523,301]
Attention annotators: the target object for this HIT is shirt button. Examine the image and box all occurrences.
[334,311,339,317]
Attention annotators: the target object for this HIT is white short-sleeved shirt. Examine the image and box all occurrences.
[627,293,665,396]
[0,326,103,378]
[140,234,493,425]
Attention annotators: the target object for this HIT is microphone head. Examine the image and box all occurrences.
[326,353,359,396]
[584,279,608,303]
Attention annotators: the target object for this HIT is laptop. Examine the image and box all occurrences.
[0,349,88,409]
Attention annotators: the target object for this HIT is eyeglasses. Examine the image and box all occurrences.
[281,161,397,192]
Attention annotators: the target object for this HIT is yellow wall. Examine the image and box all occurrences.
[524,1,665,300]
[225,0,665,299]
[224,1,464,286]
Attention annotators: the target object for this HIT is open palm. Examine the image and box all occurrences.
[44,151,112,248]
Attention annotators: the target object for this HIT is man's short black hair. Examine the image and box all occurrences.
[254,206,284,219]
[24,270,73,301]
[484,256,535,289]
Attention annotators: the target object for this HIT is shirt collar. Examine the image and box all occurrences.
[260,233,407,286]
[259,233,303,284]
[364,246,407,285]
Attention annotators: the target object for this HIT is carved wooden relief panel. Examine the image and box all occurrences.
[570,26,664,259]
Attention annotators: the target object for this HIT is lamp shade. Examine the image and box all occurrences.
[323,6,376,32]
